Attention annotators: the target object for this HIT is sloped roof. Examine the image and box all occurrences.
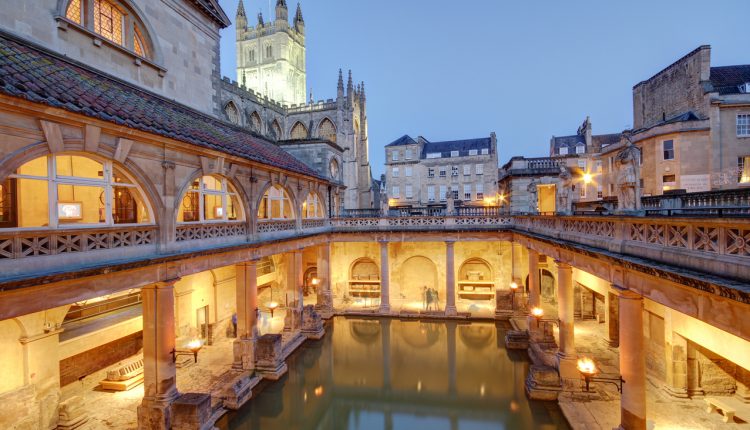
[421,138,492,158]
[551,134,585,151]
[710,65,750,95]
[592,133,622,148]
[0,32,322,179]
[190,0,231,28]
[385,135,418,147]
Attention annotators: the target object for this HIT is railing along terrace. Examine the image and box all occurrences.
[642,188,750,217]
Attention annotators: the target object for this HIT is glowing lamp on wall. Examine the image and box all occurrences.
[58,202,83,220]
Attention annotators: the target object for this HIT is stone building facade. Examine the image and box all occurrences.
[384,134,499,207]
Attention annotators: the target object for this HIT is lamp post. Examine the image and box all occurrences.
[171,339,203,363]
[577,356,624,393]
[266,301,280,318]
[510,281,518,311]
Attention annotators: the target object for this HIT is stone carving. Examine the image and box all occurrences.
[615,134,642,213]
[527,180,538,214]
[557,167,573,215]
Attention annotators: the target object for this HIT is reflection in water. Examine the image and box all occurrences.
[219,317,570,430]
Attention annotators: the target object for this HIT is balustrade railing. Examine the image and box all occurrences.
[302,219,327,229]
[0,225,156,259]
[257,220,297,234]
[455,206,502,217]
[175,222,247,242]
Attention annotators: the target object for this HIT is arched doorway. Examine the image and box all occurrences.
[399,256,439,311]
[525,269,556,304]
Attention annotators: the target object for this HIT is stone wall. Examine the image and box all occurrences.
[59,331,143,387]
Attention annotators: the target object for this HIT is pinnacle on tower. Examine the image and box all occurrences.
[236,0,246,17]
[294,3,304,24]
[235,0,247,31]
[276,0,288,22]
[257,11,264,26]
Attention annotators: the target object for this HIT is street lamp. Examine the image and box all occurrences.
[172,339,203,363]
[530,306,544,320]
[582,173,593,184]
[267,301,280,318]
[510,281,519,310]
[577,356,624,393]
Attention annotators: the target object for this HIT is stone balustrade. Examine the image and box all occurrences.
[175,222,247,242]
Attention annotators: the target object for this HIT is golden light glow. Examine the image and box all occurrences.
[311,278,321,286]
[483,196,496,206]
[577,357,597,375]
[531,307,544,318]
[388,198,397,207]
[510,282,518,290]
[314,385,324,397]
[582,173,593,184]
[186,339,203,352]
[268,301,280,310]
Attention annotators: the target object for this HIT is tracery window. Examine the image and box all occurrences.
[62,0,152,59]
[271,120,282,140]
[290,122,309,140]
[302,193,324,219]
[2,154,151,229]
[178,176,242,223]
[318,118,337,143]
[225,102,240,125]
[258,185,294,220]
[249,111,262,132]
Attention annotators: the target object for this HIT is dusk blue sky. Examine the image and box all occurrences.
[218,0,750,176]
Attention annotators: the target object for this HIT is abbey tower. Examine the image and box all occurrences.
[235,0,307,107]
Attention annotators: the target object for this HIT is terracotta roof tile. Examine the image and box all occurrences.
[0,32,322,180]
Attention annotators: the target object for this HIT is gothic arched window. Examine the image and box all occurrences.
[249,111,262,132]
[2,154,152,229]
[63,0,153,59]
[290,122,309,140]
[318,118,337,143]
[225,102,240,125]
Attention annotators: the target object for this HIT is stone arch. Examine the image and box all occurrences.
[175,172,248,223]
[256,182,298,221]
[224,101,241,125]
[317,117,337,143]
[398,256,439,310]
[271,119,282,140]
[290,121,309,140]
[302,189,327,219]
[458,257,493,283]
[248,111,262,132]
[349,257,379,280]
[57,0,162,63]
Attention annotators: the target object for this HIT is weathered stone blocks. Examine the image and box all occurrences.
[171,393,212,430]
[302,305,325,340]
[254,334,288,380]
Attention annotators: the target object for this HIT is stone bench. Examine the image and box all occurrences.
[100,358,144,391]
[705,396,750,423]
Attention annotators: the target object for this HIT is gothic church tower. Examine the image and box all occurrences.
[236,0,306,106]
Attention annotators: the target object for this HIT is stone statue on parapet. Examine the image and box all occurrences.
[527,180,538,215]
[615,131,642,214]
[557,166,573,215]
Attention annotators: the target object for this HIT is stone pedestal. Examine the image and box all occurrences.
[302,305,325,339]
[217,371,256,410]
[232,338,256,371]
[505,329,530,350]
[618,290,646,430]
[444,241,457,316]
[171,393,213,430]
[255,334,287,380]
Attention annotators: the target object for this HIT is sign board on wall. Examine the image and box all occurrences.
[680,174,711,193]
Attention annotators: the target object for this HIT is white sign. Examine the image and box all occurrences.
[680,174,711,193]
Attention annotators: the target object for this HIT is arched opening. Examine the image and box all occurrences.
[303,266,317,297]
[63,0,155,59]
[1,153,152,228]
[249,111,261,132]
[399,256,439,311]
[457,258,494,301]
[318,118,337,143]
[224,101,240,125]
[177,175,243,223]
[302,192,325,219]
[290,122,309,140]
[328,158,340,180]
[348,257,380,307]
[271,120,282,140]
[257,184,295,220]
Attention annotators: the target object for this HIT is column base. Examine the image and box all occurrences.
[619,407,647,430]
[217,370,257,410]
[525,365,562,401]
[171,393,213,430]
[505,329,530,350]
[232,338,256,371]
[445,305,457,317]
[378,304,391,315]
[661,384,689,399]
[557,352,580,391]
[138,396,178,430]
[255,333,288,381]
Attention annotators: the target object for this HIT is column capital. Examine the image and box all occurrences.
[445,240,456,246]
[238,259,259,267]
[554,260,572,270]
[151,278,181,289]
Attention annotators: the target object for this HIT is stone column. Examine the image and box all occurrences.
[233,261,258,371]
[379,240,391,313]
[527,249,541,339]
[619,289,647,430]
[555,261,577,389]
[606,288,620,347]
[663,309,688,398]
[445,241,457,316]
[316,242,332,314]
[294,249,304,329]
[138,279,180,430]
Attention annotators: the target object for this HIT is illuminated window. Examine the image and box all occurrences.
[178,176,241,223]
[225,102,240,125]
[318,118,337,143]
[3,154,151,229]
[94,0,124,45]
[303,193,324,219]
[739,157,750,183]
[476,183,484,200]
[290,122,309,139]
[133,25,148,57]
[258,185,294,220]
[66,0,83,24]
[738,114,750,137]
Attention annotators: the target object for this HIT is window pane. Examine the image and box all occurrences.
[271,199,282,219]
[203,194,223,220]
[66,0,82,24]
[57,184,105,224]
[56,155,103,180]
[0,179,18,228]
[228,195,240,221]
[94,0,124,45]
[202,176,222,192]
[17,179,48,227]
[179,191,199,222]
[113,186,149,224]
[16,156,48,177]
[283,197,293,219]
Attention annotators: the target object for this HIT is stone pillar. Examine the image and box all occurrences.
[527,249,541,339]
[555,261,577,389]
[233,261,258,371]
[618,289,647,430]
[606,288,620,347]
[663,309,688,398]
[138,279,180,430]
[316,242,333,314]
[379,240,391,313]
[445,240,457,316]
